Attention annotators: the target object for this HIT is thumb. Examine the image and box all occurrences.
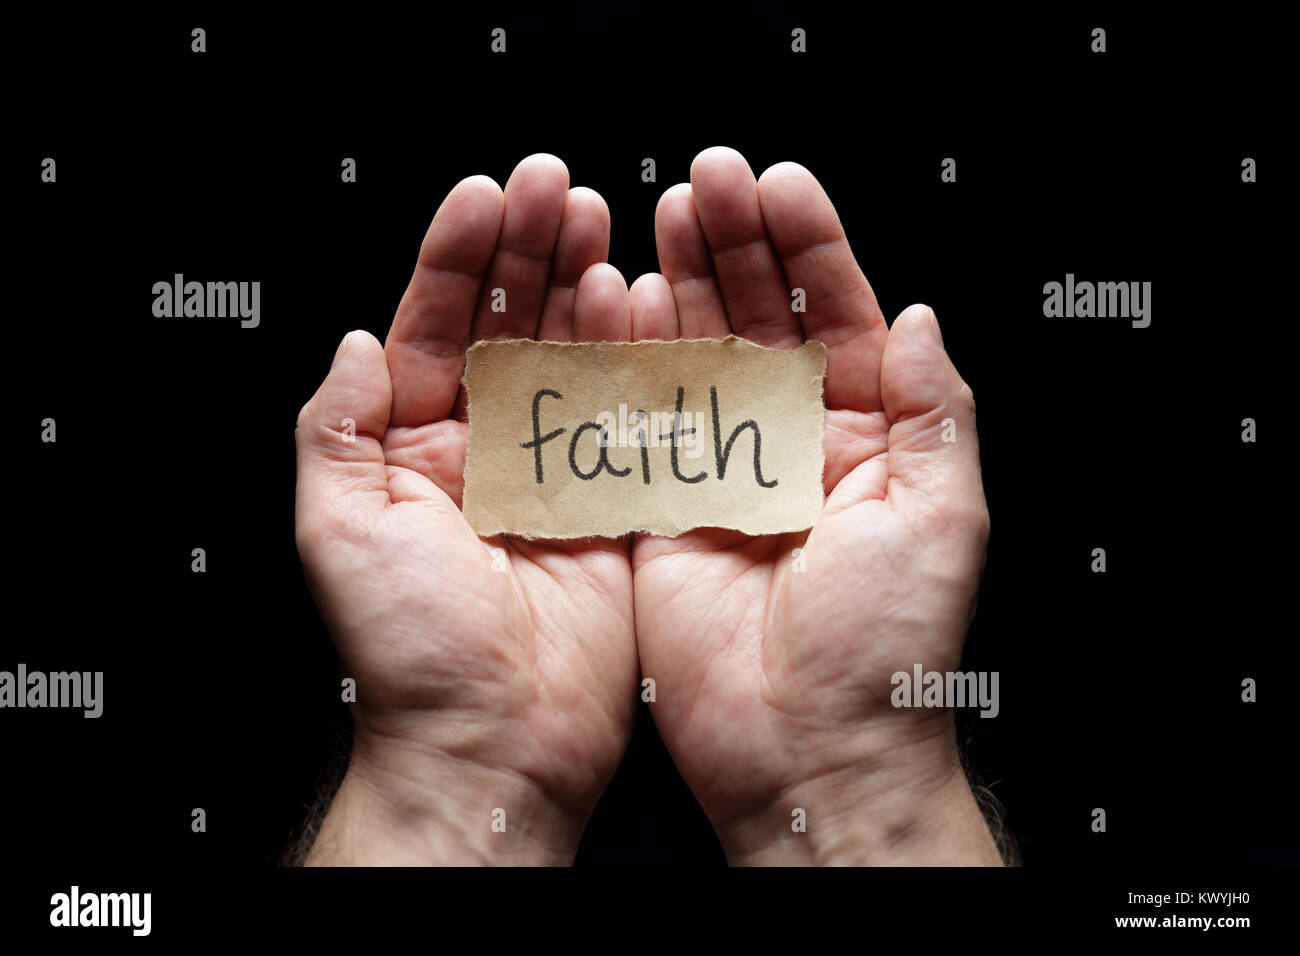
[295,330,393,531]
[879,305,986,523]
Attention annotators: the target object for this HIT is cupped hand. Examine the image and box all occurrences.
[631,148,1003,865]
[295,155,640,864]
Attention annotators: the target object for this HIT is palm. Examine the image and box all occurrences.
[323,454,636,804]
[632,413,879,810]
[633,149,988,827]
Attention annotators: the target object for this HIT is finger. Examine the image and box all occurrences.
[654,183,729,338]
[573,263,632,342]
[385,175,504,427]
[879,305,985,518]
[296,330,393,532]
[688,147,803,348]
[469,153,570,342]
[537,186,612,342]
[757,161,888,413]
[384,176,501,429]
[629,273,679,340]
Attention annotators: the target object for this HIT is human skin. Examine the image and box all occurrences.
[631,147,1002,864]
[295,155,643,864]
[294,149,1001,865]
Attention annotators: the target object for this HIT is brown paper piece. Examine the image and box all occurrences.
[462,336,827,539]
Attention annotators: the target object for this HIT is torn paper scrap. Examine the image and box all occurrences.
[462,336,826,538]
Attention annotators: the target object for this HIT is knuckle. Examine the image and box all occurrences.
[295,399,316,435]
[956,382,977,415]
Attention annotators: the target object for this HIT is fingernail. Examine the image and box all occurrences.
[926,307,945,350]
[330,332,353,370]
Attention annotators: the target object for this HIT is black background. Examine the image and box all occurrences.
[7,0,1294,938]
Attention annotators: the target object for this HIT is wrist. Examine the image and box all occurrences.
[305,724,588,866]
[715,718,1004,866]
